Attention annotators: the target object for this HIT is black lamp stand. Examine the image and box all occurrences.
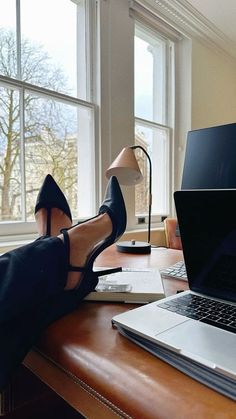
[117,145,152,254]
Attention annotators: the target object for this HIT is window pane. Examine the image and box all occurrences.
[0,86,22,222]
[0,0,15,30]
[21,0,78,96]
[135,25,166,124]
[0,1,17,78]
[135,123,169,216]
[24,93,94,221]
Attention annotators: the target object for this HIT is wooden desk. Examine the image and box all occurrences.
[23,245,236,418]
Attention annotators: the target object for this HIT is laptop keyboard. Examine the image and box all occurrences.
[160,261,187,281]
[158,294,236,334]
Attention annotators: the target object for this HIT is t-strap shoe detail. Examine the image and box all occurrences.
[61,176,127,291]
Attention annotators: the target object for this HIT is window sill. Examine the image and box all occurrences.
[0,225,167,255]
[0,234,37,254]
[122,227,166,247]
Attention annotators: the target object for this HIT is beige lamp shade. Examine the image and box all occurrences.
[106,147,143,185]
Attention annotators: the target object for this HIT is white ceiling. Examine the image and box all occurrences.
[186,0,236,43]
[143,0,236,59]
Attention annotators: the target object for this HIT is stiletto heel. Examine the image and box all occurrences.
[61,176,126,290]
[35,174,72,236]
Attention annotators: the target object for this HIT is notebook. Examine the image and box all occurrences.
[85,268,165,303]
[112,190,236,400]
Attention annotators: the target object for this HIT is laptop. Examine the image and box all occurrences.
[112,190,236,397]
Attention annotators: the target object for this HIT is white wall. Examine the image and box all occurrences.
[174,37,192,191]
[191,40,236,129]
[174,38,236,192]
[98,0,135,225]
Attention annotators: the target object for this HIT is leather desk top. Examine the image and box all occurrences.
[24,246,236,418]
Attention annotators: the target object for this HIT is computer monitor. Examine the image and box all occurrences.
[176,123,236,237]
[181,123,236,189]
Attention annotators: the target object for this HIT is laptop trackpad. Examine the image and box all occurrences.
[156,320,236,373]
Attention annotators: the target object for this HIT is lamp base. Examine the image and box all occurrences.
[116,240,151,254]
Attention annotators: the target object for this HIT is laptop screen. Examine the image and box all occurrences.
[174,189,236,303]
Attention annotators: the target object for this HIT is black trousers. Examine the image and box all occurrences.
[0,236,98,391]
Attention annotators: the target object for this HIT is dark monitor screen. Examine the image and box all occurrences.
[181,123,236,189]
[175,123,236,237]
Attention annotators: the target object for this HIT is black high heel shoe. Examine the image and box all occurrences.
[61,176,127,290]
[35,174,72,236]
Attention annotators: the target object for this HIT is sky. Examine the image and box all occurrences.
[0,0,77,95]
[135,36,153,120]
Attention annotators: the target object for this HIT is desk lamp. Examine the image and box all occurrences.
[106,145,152,254]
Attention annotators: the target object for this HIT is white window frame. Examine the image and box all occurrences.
[97,0,182,233]
[0,76,96,237]
[133,13,175,227]
[0,0,97,241]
